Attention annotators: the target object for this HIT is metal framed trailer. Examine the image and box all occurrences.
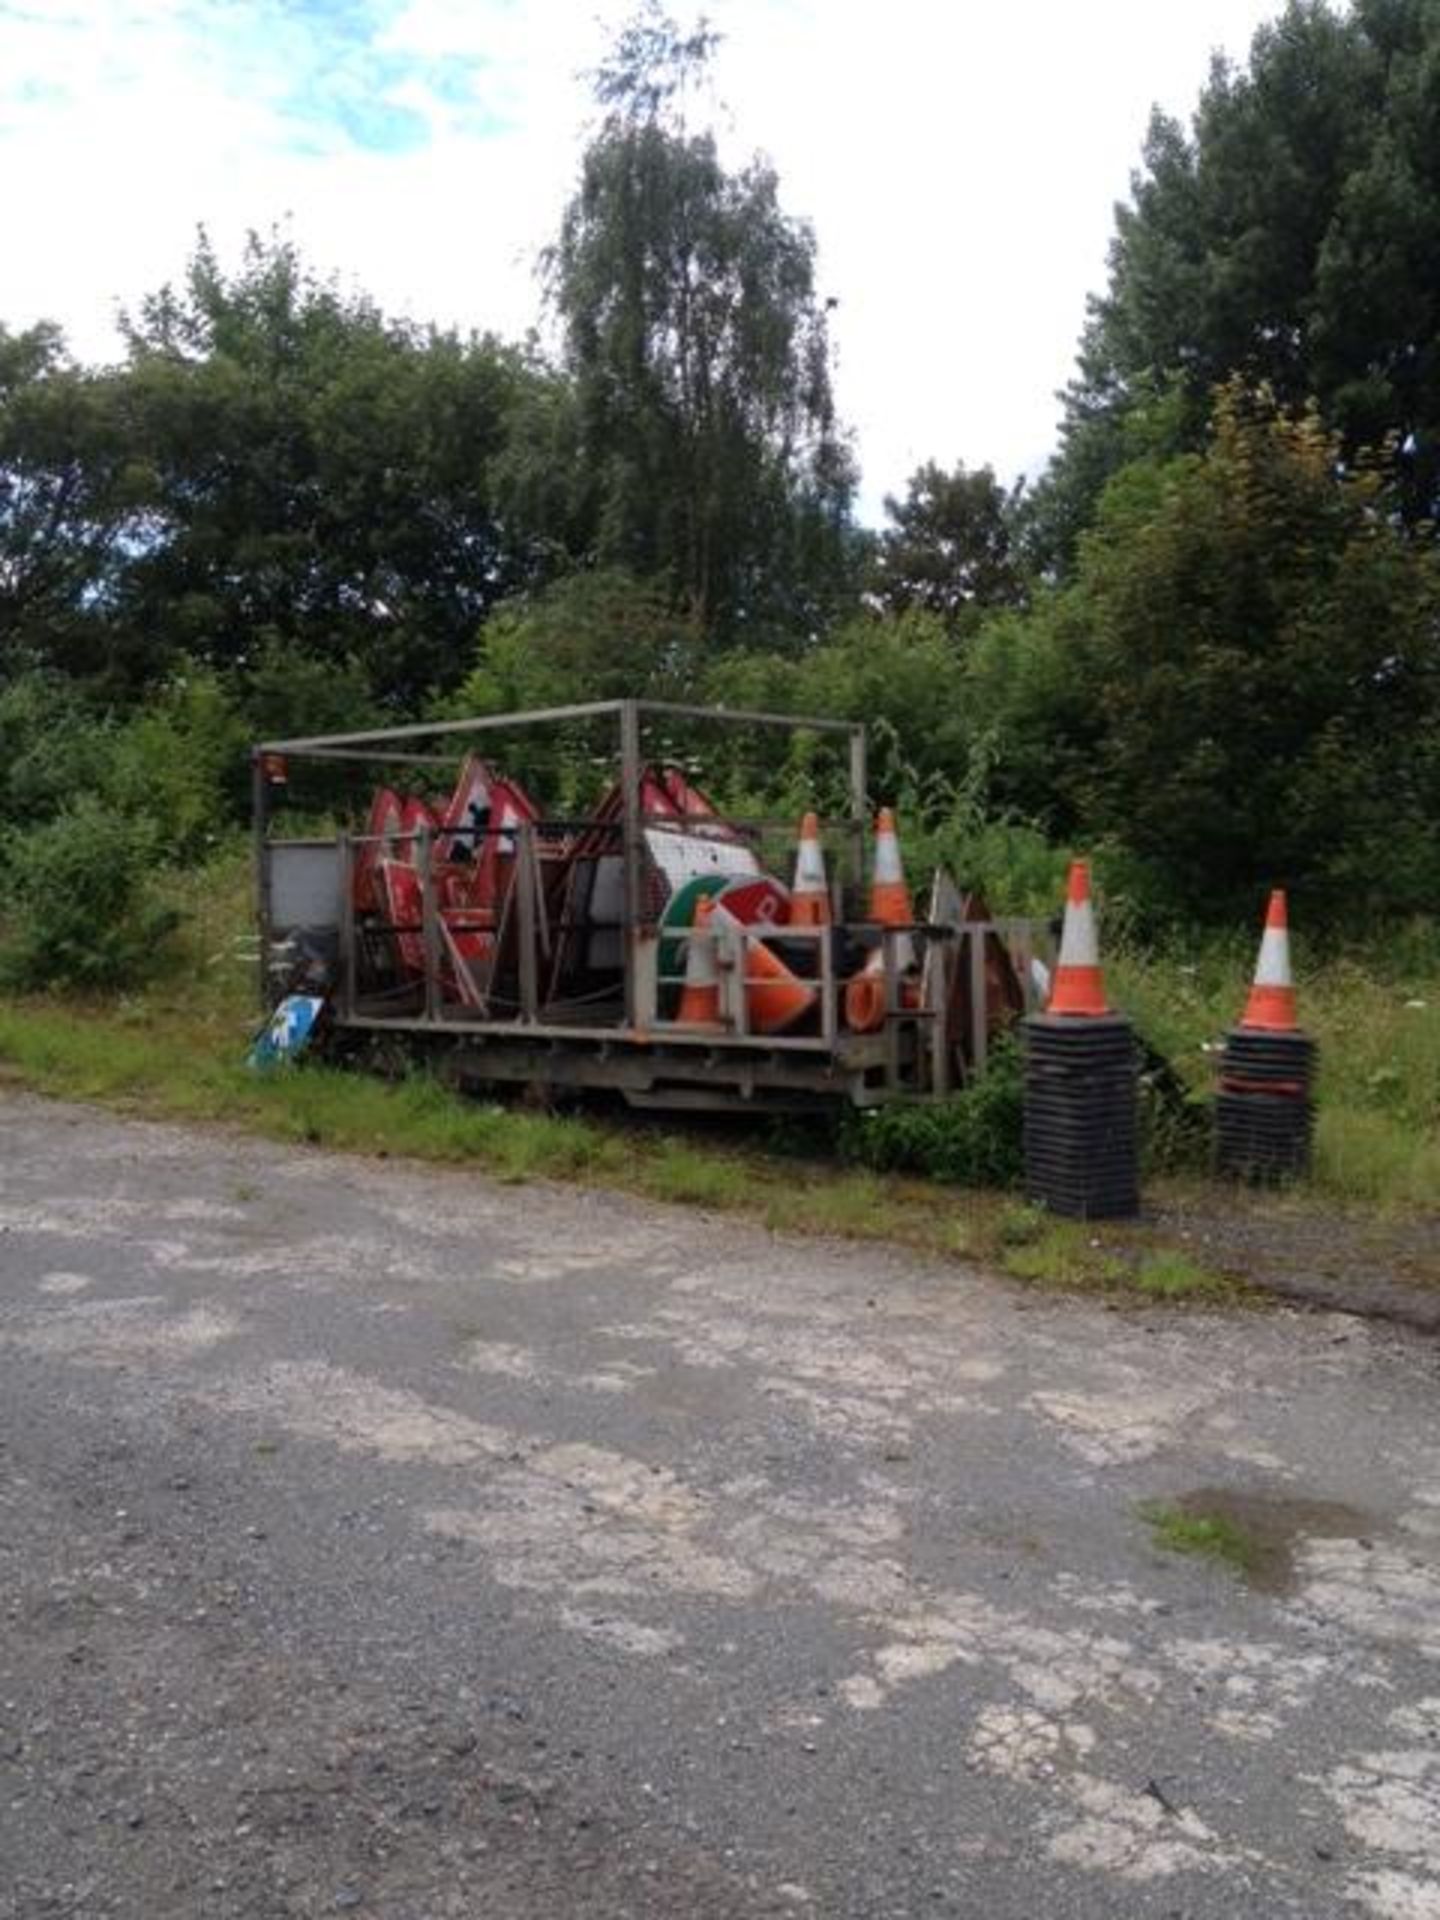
[252,699,1048,1113]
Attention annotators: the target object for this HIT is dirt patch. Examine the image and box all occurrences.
[1146,1191,1440,1332]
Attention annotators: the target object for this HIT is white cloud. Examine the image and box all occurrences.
[0,0,1284,519]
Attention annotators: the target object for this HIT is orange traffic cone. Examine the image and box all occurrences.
[743,937,817,1034]
[791,812,831,928]
[1047,860,1109,1017]
[846,809,919,1031]
[710,897,817,1034]
[674,894,724,1029]
[844,970,886,1034]
[1238,890,1298,1031]
[869,809,914,929]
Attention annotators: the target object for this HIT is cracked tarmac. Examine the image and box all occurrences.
[3,1093,1440,1918]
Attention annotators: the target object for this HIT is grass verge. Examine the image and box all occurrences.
[994,1204,1244,1303]
[1109,933,1440,1210]
[0,990,1250,1307]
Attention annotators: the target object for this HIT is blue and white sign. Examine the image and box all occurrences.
[247,994,325,1069]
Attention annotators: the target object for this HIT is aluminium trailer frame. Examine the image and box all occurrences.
[252,698,1033,1111]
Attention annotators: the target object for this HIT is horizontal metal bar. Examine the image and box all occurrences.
[292,747,465,767]
[335,1012,846,1055]
[258,699,860,756]
[635,698,857,736]
[256,700,629,755]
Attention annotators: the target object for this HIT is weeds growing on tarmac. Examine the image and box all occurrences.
[1139,1500,1262,1578]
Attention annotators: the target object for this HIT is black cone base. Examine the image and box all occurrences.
[1024,1015,1139,1220]
[1215,1027,1315,1183]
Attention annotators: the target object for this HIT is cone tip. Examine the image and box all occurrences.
[800,810,819,837]
[876,807,897,835]
[1266,889,1288,929]
[1066,859,1091,906]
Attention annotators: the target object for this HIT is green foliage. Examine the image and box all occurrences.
[548,7,856,641]
[7,4,1440,959]
[455,569,701,715]
[236,639,381,745]
[114,227,568,706]
[0,672,108,831]
[0,323,156,693]
[0,799,180,989]
[839,1037,1024,1188]
[1001,1227,1128,1291]
[872,461,1026,633]
[1132,1251,1229,1300]
[971,385,1440,923]
[1139,1501,1259,1574]
[105,670,248,859]
[0,665,251,863]
[442,570,704,800]
[1038,0,1440,567]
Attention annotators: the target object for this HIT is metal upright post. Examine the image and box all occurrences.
[819,925,837,1049]
[848,725,868,896]
[883,928,901,1092]
[338,833,356,1021]
[251,750,271,1013]
[620,700,643,1031]
[517,822,539,1023]
[970,927,990,1077]
[420,825,441,1025]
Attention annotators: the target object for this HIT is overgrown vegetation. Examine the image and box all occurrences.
[839,1037,1025,1189]
[1109,933,1440,1211]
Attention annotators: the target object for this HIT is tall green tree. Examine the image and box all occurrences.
[0,324,155,691]
[118,229,566,706]
[977,382,1440,920]
[1031,0,1440,571]
[547,6,857,644]
[871,461,1025,633]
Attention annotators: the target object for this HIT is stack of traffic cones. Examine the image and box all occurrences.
[1023,861,1138,1219]
[1216,891,1314,1182]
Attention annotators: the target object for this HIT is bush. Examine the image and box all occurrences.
[839,1036,1024,1188]
[104,670,248,860]
[0,672,113,832]
[0,800,180,990]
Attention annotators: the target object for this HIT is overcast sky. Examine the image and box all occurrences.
[1,0,1286,520]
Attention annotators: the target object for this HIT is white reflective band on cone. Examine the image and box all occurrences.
[1056,896,1099,969]
[795,837,826,890]
[1253,924,1292,987]
[873,830,903,885]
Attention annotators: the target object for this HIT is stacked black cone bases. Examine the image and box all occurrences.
[1024,1015,1140,1220]
[1215,1028,1315,1183]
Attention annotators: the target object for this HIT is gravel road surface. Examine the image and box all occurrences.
[3,1093,1440,1919]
